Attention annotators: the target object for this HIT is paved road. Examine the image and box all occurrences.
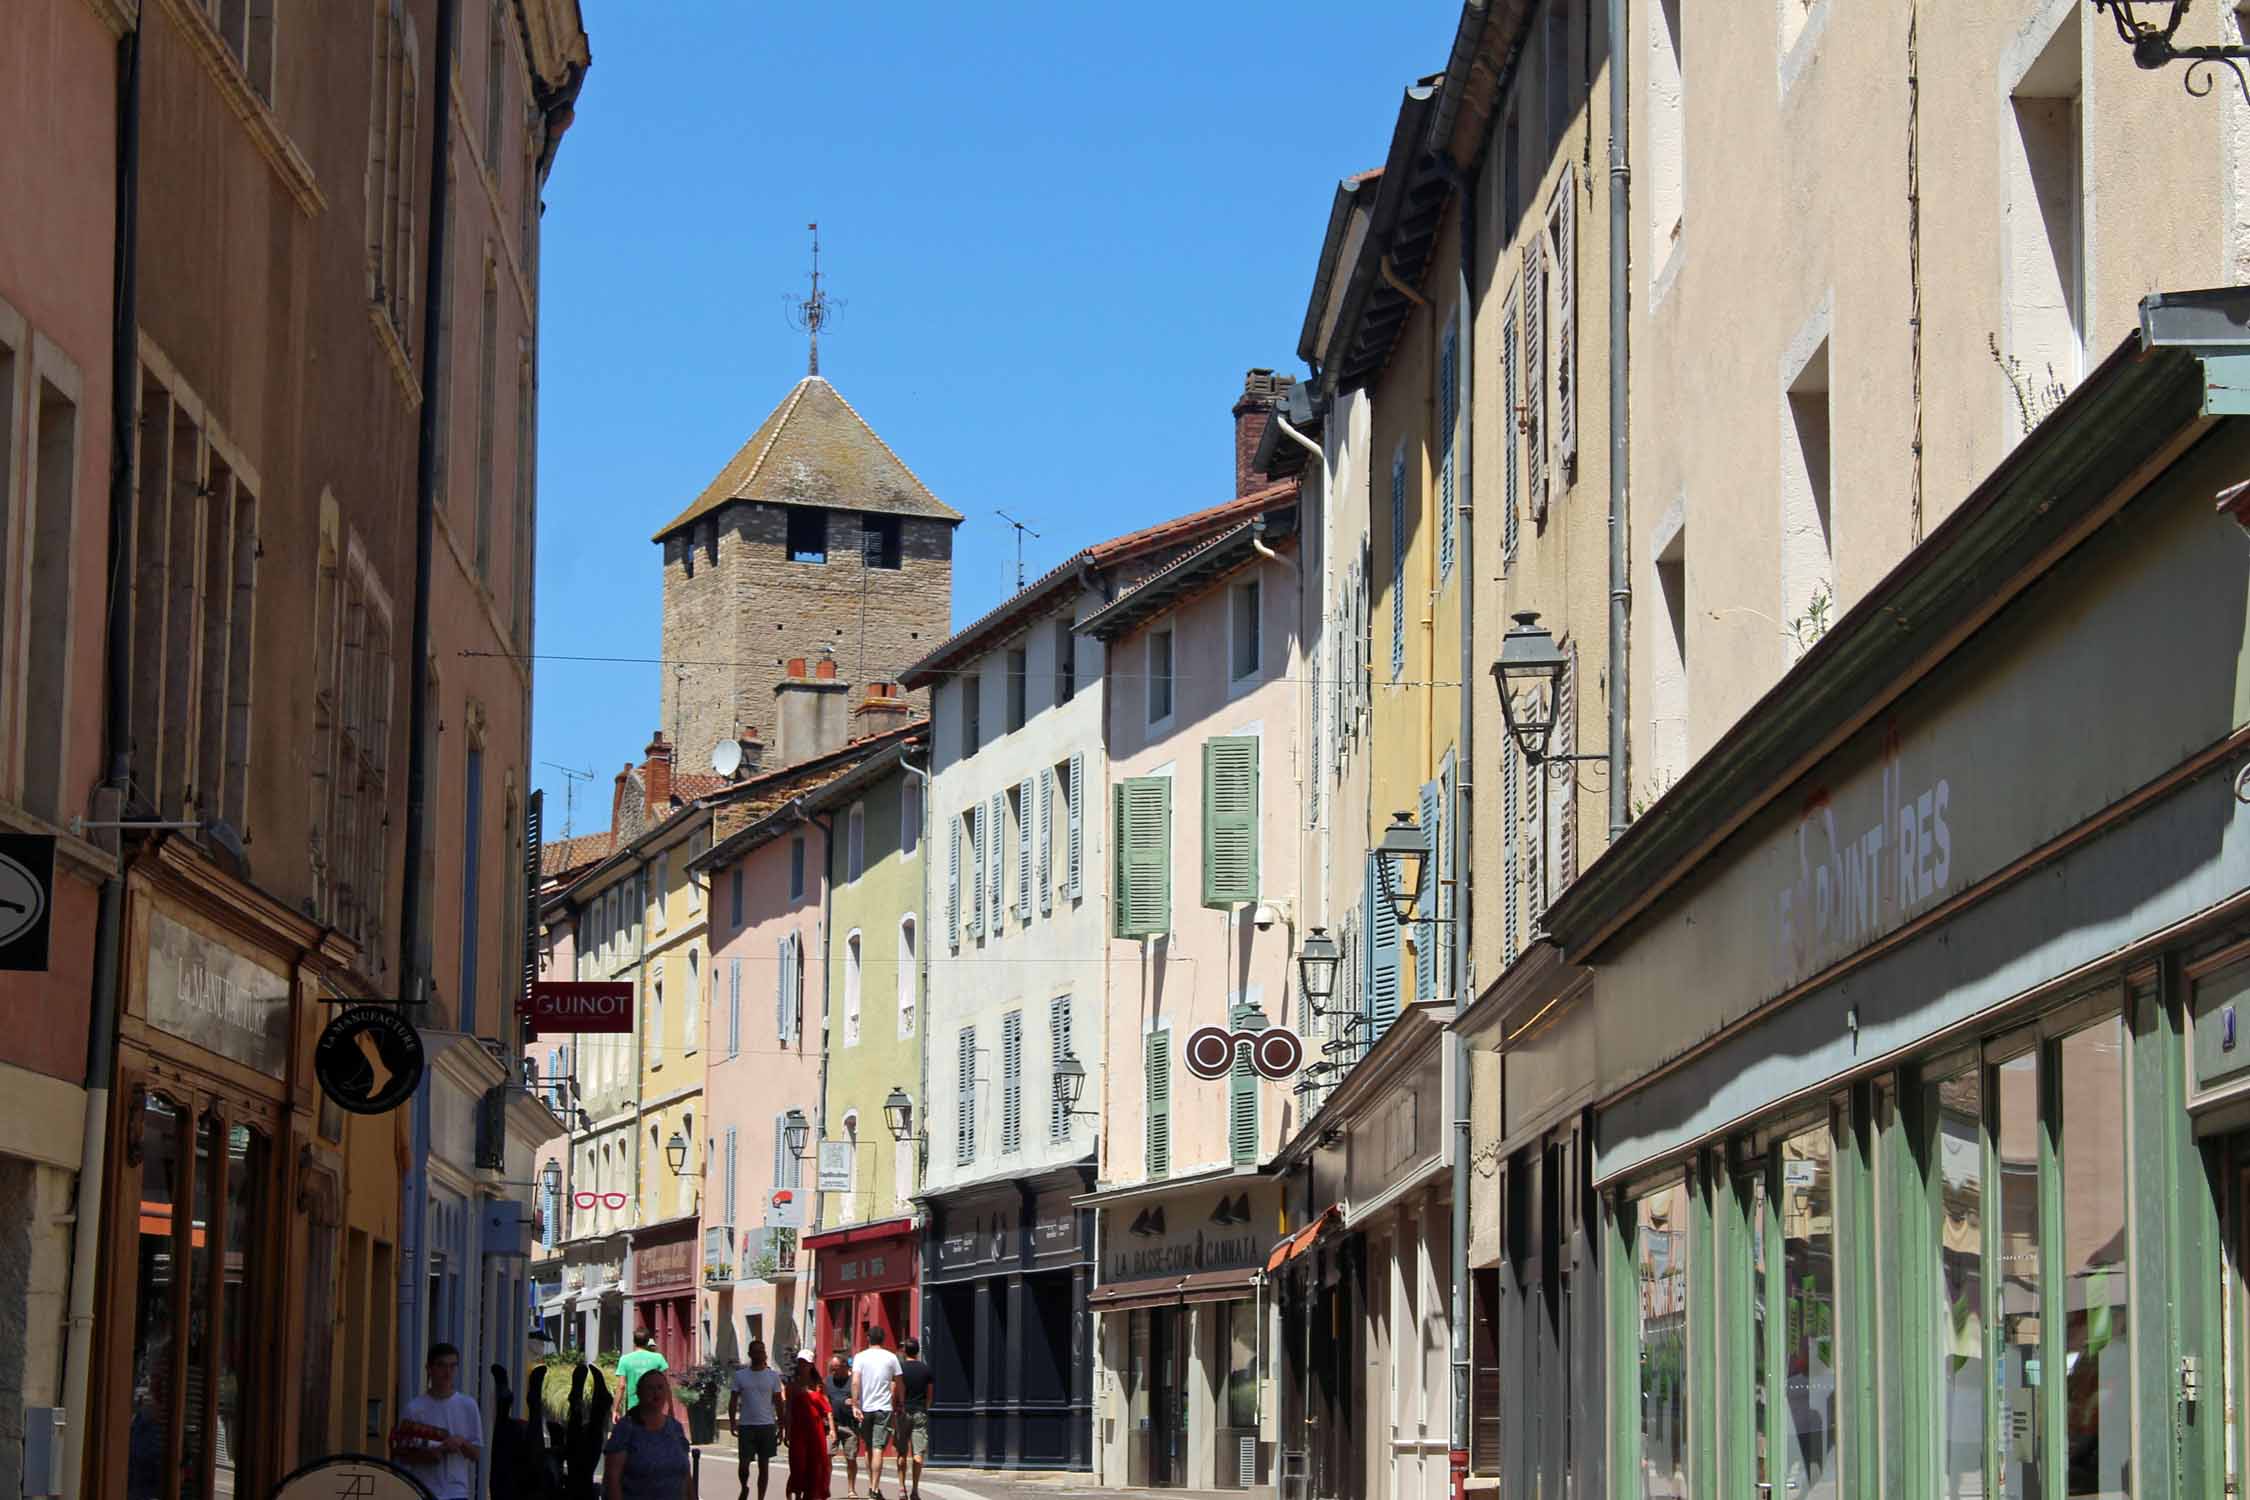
[688,1445,1053,1500]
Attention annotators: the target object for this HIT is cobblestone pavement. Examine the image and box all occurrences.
[688,1447,1164,1500]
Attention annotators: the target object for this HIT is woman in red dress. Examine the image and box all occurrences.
[784,1351,836,1500]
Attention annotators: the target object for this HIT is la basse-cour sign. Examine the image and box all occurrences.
[521,981,635,1033]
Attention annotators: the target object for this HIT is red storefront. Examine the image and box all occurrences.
[630,1220,700,1367]
[806,1217,920,1367]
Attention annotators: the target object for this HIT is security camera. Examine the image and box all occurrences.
[1252,903,1282,931]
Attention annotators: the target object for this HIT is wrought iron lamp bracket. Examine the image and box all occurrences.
[2093,1,2250,104]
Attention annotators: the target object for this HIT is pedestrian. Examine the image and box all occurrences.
[602,1368,693,1500]
[729,1339,787,1500]
[393,1343,485,1500]
[848,1327,903,1500]
[784,1352,836,1500]
[617,1328,669,1417]
[893,1339,934,1500]
[826,1353,861,1500]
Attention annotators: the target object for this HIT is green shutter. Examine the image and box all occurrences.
[1201,737,1260,908]
[1114,776,1171,938]
[1146,1030,1171,1179]
[1229,1004,1265,1166]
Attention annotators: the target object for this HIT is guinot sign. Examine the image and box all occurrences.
[522,981,635,1033]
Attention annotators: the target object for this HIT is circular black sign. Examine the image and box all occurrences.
[269,1453,435,1500]
[315,1005,426,1115]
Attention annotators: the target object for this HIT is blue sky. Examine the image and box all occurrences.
[530,2,1445,831]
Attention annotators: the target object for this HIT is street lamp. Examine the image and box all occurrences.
[2091,1,2250,102]
[1490,612,1570,764]
[1056,1053,1089,1117]
[665,1130,690,1175]
[783,1108,811,1161]
[1296,928,1341,1011]
[540,1158,563,1198]
[1375,811,1430,927]
[883,1088,915,1143]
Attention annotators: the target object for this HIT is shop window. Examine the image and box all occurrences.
[1931,1066,1985,1493]
[1631,1179,1691,1498]
[1771,1120,1837,1496]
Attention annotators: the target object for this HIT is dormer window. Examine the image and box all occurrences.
[863,513,903,570]
[787,507,828,564]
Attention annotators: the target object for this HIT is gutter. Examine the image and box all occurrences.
[795,797,836,1341]
[1608,0,1632,842]
[63,22,140,1497]
[900,751,933,1217]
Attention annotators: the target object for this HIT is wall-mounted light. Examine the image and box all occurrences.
[665,1130,690,1175]
[783,1108,811,1160]
[1375,812,1430,928]
[2092,1,2250,103]
[1056,1053,1096,1118]
[1296,928,1341,1011]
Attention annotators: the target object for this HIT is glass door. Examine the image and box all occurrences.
[1150,1306,1186,1487]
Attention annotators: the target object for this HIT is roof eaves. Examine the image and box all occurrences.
[1317,77,1454,398]
[1080,502,1300,642]
[1297,169,1383,368]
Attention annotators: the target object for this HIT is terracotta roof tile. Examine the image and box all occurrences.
[653,376,965,541]
[540,831,613,878]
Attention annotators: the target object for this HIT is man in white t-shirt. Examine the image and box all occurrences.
[728,1340,787,1500]
[849,1326,905,1500]
[394,1343,484,1500]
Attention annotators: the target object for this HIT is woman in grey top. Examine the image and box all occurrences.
[604,1369,693,1500]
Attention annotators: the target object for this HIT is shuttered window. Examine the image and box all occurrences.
[776,935,797,1044]
[1229,1004,1265,1167]
[1113,775,1172,938]
[1202,736,1259,907]
[1049,994,1073,1142]
[956,1027,977,1165]
[723,1126,738,1226]
[1523,242,1546,521]
[947,814,962,947]
[1439,324,1458,583]
[1416,778,1443,1003]
[1550,167,1577,481]
[846,803,865,882]
[988,791,1005,939]
[1016,777,1034,925]
[1001,1010,1024,1154]
[1066,752,1085,902]
[1504,738,1522,961]
[1439,754,1457,999]
[1037,767,1054,916]
[1146,1030,1171,1179]
[1309,647,1324,830]
[969,806,986,939]
[1364,853,1402,1036]
[1389,453,1407,680]
[1503,298,1520,563]
[727,958,742,1058]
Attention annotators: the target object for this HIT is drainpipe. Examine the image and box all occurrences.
[1607,0,1632,841]
[397,0,458,1401]
[900,751,933,1226]
[795,798,836,1344]
[61,23,142,1498]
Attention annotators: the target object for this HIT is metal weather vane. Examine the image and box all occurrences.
[785,221,845,375]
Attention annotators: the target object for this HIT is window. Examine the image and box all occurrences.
[1054,618,1076,704]
[843,931,862,1047]
[483,1,508,170]
[1048,994,1072,1142]
[688,835,704,910]
[1228,1004,1264,1166]
[1389,452,1407,680]
[1007,647,1028,731]
[684,948,700,1053]
[730,867,744,926]
[1650,0,1685,276]
[1543,0,1570,152]
[197,0,276,104]
[1439,326,1458,584]
[1001,1010,1024,1154]
[961,673,981,757]
[1630,1181,1691,1497]
[1545,173,1578,486]
[846,803,865,882]
[789,835,805,900]
[1008,782,1028,925]
[776,933,799,1044]
[786,506,827,563]
[956,1027,977,1165]
[727,957,742,1058]
[2005,14,2086,426]
[314,528,395,968]
[14,364,78,824]
[475,260,498,580]
[1781,335,1833,661]
[1230,579,1261,683]
[458,741,484,1031]
[1113,775,1172,938]
[897,916,917,1038]
[1061,754,1084,904]
[653,852,669,931]
[901,775,921,858]
[773,1110,802,1193]
[513,357,534,648]
[1930,1065,1982,1496]
[367,2,419,351]
[1145,1030,1171,1178]
[1650,502,1689,785]
[1201,737,1259,908]
[722,1125,739,1227]
[1147,628,1174,723]
[862,512,902,570]
[649,966,665,1068]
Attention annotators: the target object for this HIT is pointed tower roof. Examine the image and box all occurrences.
[653,376,964,543]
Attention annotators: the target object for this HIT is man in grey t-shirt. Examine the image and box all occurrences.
[729,1341,786,1500]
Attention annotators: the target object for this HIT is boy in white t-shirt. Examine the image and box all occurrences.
[849,1327,905,1500]
[393,1343,484,1500]
[728,1340,787,1500]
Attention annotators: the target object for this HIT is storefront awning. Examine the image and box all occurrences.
[1265,1203,1343,1273]
[802,1216,914,1252]
[1089,1267,1260,1313]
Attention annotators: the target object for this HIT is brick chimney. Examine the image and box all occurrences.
[1233,368,1296,497]
[643,731,674,816]
[774,659,850,767]
[853,680,914,731]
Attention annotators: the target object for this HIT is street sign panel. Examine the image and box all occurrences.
[522,981,635,1032]
[769,1188,803,1228]
[0,833,55,972]
[817,1140,852,1192]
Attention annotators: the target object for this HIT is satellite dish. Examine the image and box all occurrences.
[711,739,743,777]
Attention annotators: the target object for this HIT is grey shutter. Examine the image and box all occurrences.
[1017,777,1034,925]
[1037,767,1054,915]
[969,806,985,939]
[1365,854,1401,1035]
[1503,300,1521,562]
[1439,326,1458,583]
[947,813,961,947]
[1146,1031,1171,1179]
[1002,1011,1023,1153]
[1552,169,1577,479]
[988,791,1004,937]
[728,958,741,1057]
[1229,1004,1265,1167]
[772,1113,785,1206]
[1049,994,1071,1142]
[1558,647,1579,886]
[1389,455,1407,680]
[1523,242,1546,522]
[1310,648,1324,830]
[957,1027,977,1165]
[1416,778,1442,1003]
[724,1126,738,1226]
[1067,751,1085,902]
[522,789,542,1022]
[775,939,789,1043]
[1503,740,1521,961]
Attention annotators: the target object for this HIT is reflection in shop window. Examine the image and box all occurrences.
[127,1094,185,1500]
[2061,1018,2129,1498]
[1997,1052,2043,1500]
[1933,1067,1985,1494]
[1635,1181,1690,1499]
[217,1122,270,1499]
[1776,1121,1837,1499]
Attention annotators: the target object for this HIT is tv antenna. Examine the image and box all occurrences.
[994,509,1041,593]
[540,761,595,842]
[784,222,844,376]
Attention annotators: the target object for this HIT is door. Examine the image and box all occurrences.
[1150,1306,1187,1487]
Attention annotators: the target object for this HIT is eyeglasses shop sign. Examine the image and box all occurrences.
[146,910,290,1078]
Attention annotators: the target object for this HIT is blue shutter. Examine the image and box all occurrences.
[1365,854,1401,1036]
[1416,778,1442,1003]
[1439,327,1458,583]
[1440,755,1457,999]
[1390,455,1407,680]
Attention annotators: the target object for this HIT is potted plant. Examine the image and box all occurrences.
[678,1362,728,1445]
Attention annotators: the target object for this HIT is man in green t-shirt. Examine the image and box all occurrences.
[616,1328,669,1413]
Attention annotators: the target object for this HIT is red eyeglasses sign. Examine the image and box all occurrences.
[521,982,635,1034]
[573,1191,629,1210]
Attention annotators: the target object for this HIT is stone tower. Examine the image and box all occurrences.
[652,375,961,774]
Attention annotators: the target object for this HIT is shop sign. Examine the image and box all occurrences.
[768,1188,804,1228]
[522,981,635,1033]
[145,909,291,1077]
[314,1005,426,1114]
[935,1205,1013,1272]
[269,1454,436,1500]
[1101,1187,1267,1282]
[635,1239,695,1292]
[1183,1023,1304,1081]
[1032,1191,1079,1257]
[817,1140,853,1191]
[0,833,55,972]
